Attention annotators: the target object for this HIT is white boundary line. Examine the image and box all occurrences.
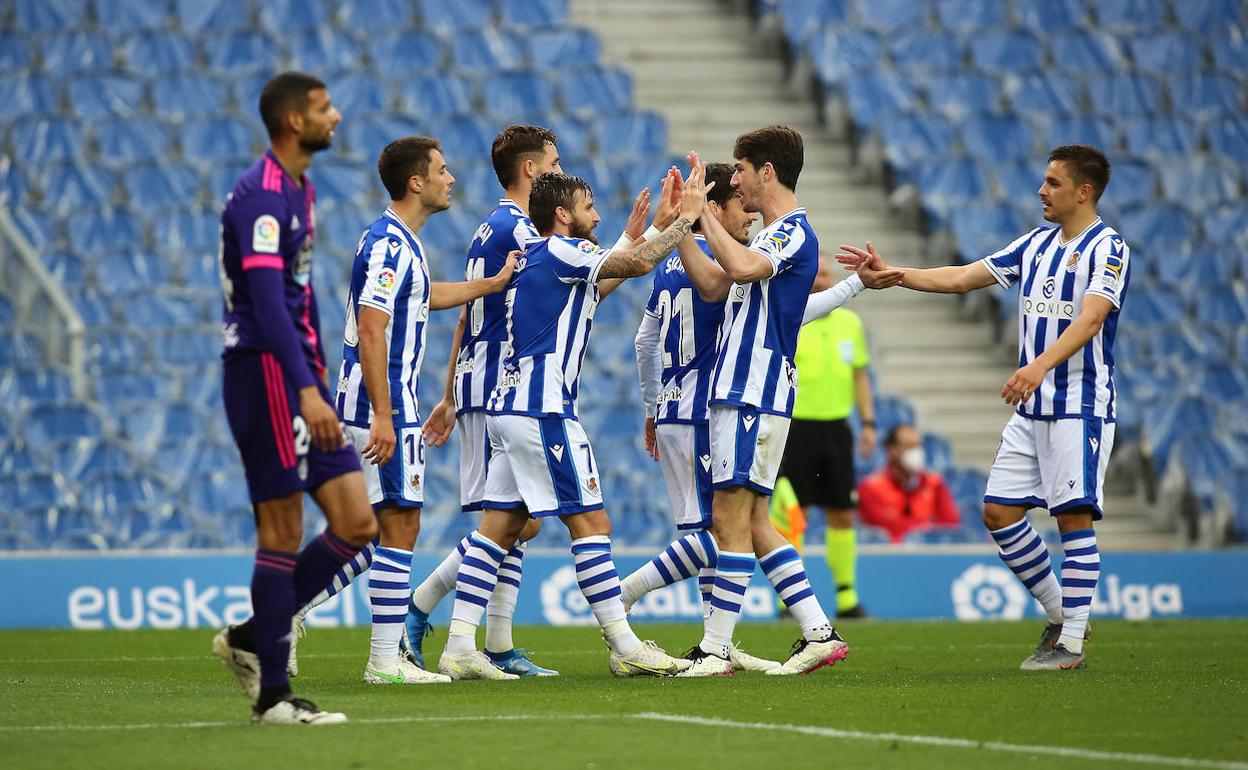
[634,713,1248,770]
[0,711,1243,769]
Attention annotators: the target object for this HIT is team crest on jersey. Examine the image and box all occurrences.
[1066,251,1080,271]
[252,214,280,253]
[410,473,421,488]
[586,476,599,494]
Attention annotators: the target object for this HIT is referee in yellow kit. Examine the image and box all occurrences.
[773,253,875,618]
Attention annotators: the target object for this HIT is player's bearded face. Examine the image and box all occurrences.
[719,194,757,245]
[298,89,340,153]
[567,191,600,244]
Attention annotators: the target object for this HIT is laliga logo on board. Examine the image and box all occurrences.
[950,563,1029,620]
[540,565,598,626]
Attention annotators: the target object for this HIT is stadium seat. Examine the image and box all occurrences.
[435,116,500,167]
[94,372,172,408]
[1120,287,1188,329]
[40,31,115,76]
[1005,73,1083,116]
[416,0,493,35]
[79,473,161,518]
[961,115,1039,163]
[95,251,173,299]
[452,28,525,73]
[1203,203,1248,252]
[970,29,1045,73]
[0,368,75,410]
[95,119,173,165]
[312,158,373,208]
[1207,116,1248,165]
[879,114,956,168]
[84,329,146,370]
[372,33,445,79]
[1210,25,1248,76]
[809,28,880,85]
[68,74,147,121]
[1162,157,1242,209]
[482,71,557,121]
[0,163,27,206]
[1197,362,1248,403]
[1174,0,1244,33]
[913,157,988,220]
[595,111,667,159]
[168,207,225,254]
[184,471,251,518]
[180,118,257,163]
[0,74,63,121]
[122,162,203,210]
[64,440,137,483]
[924,72,1002,121]
[0,296,13,327]
[0,443,39,475]
[1052,30,1126,73]
[527,28,601,71]
[257,0,331,33]
[338,0,415,28]
[1106,158,1160,209]
[76,205,144,250]
[24,405,105,446]
[1042,115,1118,155]
[842,73,919,130]
[394,74,472,120]
[14,0,81,34]
[9,118,85,166]
[327,72,391,118]
[0,31,31,73]
[1175,435,1245,502]
[152,329,220,367]
[1087,72,1164,119]
[1093,0,1168,31]
[886,29,962,74]
[1014,0,1088,30]
[92,0,170,31]
[1130,30,1205,74]
[561,65,633,117]
[175,0,253,32]
[950,203,1026,260]
[1195,285,1248,327]
[934,0,1007,32]
[38,163,116,213]
[205,31,280,75]
[1123,117,1200,159]
[1167,73,1244,118]
[207,161,255,200]
[902,526,983,546]
[550,117,592,158]
[498,0,569,29]
[856,0,929,32]
[151,74,230,119]
[1119,204,1196,255]
[121,31,198,77]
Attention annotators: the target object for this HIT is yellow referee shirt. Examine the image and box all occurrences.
[792,308,869,421]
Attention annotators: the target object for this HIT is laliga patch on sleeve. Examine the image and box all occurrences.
[373,267,397,297]
[252,214,280,253]
[577,240,598,254]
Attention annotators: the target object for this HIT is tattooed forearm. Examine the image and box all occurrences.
[598,217,693,279]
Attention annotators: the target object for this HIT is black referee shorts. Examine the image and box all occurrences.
[778,418,856,510]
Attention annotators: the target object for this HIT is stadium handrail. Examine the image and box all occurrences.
[0,207,86,398]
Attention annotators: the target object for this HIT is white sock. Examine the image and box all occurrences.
[367,546,411,665]
[697,567,716,619]
[484,541,525,654]
[760,545,833,641]
[990,518,1063,624]
[571,535,640,656]
[1057,529,1100,653]
[699,551,754,658]
[411,535,468,615]
[621,530,716,610]
[445,531,505,654]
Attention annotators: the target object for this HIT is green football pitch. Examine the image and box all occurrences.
[1,620,1245,770]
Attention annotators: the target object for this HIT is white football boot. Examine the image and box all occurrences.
[438,649,521,681]
[363,656,453,685]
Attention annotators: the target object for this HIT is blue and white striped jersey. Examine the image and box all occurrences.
[486,235,609,418]
[981,217,1131,421]
[709,208,819,417]
[456,198,542,414]
[644,235,725,425]
[336,208,430,428]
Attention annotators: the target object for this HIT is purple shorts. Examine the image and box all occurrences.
[223,351,360,504]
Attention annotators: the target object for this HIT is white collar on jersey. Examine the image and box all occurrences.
[1056,216,1102,248]
[383,207,422,244]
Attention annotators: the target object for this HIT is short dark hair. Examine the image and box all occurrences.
[1048,144,1111,202]
[884,424,914,448]
[733,125,804,191]
[693,162,737,233]
[492,124,558,189]
[378,136,441,201]
[258,71,326,139]
[529,172,591,235]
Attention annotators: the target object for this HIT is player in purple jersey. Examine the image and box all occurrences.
[211,72,375,725]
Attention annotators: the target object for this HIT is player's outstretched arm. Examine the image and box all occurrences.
[422,305,465,447]
[838,242,995,294]
[428,250,518,310]
[598,187,654,299]
[1001,295,1113,406]
[597,163,710,280]
[356,305,396,465]
[678,233,732,302]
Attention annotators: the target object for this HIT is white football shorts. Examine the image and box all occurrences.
[344,423,424,509]
[481,414,604,517]
[709,404,791,496]
[984,412,1114,518]
[457,411,489,512]
[655,421,713,530]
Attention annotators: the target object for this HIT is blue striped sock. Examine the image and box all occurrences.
[411,535,469,614]
[485,541,525,654]
[297,541,374,617]
[699,551,754,657]
[572,535,640,655]
[621,530,717,609]
[1058,529,1099,652]
[698,567,716,619]
[761,545,832,640]
[447,531,506,654]
[368,546,412,664]
[990,518,1063,623]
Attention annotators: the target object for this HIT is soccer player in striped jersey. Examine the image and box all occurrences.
[438,170,713,680]
[330,136,521,686]
[404,126,564,678]
[839,145,1129,671]
[624,163,901,675]
[212,72,375,725]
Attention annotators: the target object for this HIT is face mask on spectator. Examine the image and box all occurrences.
[900,447,926,474]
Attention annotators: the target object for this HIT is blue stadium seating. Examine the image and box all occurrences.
[528,28,601,71]
[338,0,415,28]
[968,29,1044,72]
[39,163,116,212]
[856,0,928,32]
[181,118,258,163]
[205,31,281,75]
[373,33,445,79]
[1130,30,1204,74]
[416,0,493,35]
[1006,73,1083,116]
[1123,117,1200,159]
[483,71,557,121]
[1168,72,1244,117]
[879,115,956,168]
[258,0,332,32]
[95,119,173,164]
[810,28,880,84]
[550,117,592,158]
[14,0,81,34]
[69,75,146,121]
[1210,25,1248,74]
[1207,116,1248,165]
[175,0,252,32]
[122,31,199,77]
[0,74,63,121]
[8,118,84,166]
[41,31,114,76]
[1162,157,1242,209]
[0,31,31,73]
[843,74,918,130]
[95,250,172,296]
[1174,0,1244,32]
[453,29,525,73]
[499,0,569,28]
[92,0,170,31]
[123,162,203,209]
[151,74,230,119]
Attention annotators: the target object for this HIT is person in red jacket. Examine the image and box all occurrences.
[857,424,960,543]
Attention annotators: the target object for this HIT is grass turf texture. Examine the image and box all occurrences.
[1,620,1245,770]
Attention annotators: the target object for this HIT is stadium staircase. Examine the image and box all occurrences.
[571,0,1195,549]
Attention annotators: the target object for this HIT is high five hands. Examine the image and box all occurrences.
[836,241,906,290]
